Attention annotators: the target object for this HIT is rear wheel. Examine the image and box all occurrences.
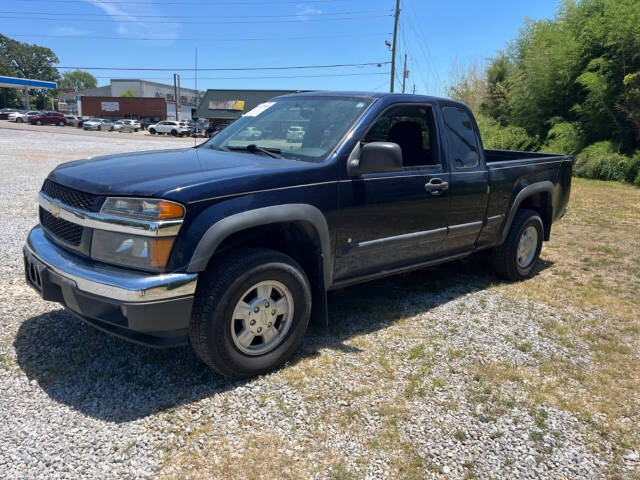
[36,120,42,125]
[58,121,65,126]
[97,125,102,131]
[189,248,312,378]
[17,118,23,123]
[492,209,543,281]
[171,129,178,136]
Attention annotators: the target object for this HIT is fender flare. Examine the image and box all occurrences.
[500,181,554,243]
[187,204,333,286]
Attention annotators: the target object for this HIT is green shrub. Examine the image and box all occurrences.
[627,151,640,185]
[475,113,538,151]
[541,120,583,155]
[574,142,634,182]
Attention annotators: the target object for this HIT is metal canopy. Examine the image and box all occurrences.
[0,75,57,90]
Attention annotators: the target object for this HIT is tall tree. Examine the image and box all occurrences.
[0,34,60,108]
[59,70,97,92]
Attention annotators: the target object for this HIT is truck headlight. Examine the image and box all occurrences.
[101,197,184,220]
[91,231,176,272]
[91,197,184,271]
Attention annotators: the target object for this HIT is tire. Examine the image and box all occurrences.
[190,248,312,378]
[17,118,23,123]
[171,129,178,136]
[492,208,543,281]
[97,125,102,131]
[36,120,42,125]
[149,128,156,135]
[58,121,65,126]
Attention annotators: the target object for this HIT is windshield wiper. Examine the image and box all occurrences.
[227,144,282,159]
[208,145,230,152]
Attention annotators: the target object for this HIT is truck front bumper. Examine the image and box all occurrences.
[24,226,198,347]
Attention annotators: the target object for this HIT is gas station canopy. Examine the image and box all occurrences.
[0,75,57,90]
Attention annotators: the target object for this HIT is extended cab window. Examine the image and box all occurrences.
[443,107,479,169]
[363,104,439,168]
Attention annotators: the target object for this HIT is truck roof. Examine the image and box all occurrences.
[274,90,467,108]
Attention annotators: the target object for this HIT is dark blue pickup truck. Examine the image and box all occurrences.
[24,92,573,377]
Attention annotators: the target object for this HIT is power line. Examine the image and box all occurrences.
[0,9,391,19]
[92,72,390,81]
[2,14,391,24]
[9,32,390,42]
[53,61,390,72]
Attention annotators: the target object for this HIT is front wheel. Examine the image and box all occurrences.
[189,248,312,378]
[17,118,23,123]
[149,128,156,135]
[36,120,42,125]
[492,209,543,281]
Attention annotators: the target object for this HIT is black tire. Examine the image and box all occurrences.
[492,208,543,281]
[190,248,312,378]
[36,120,42,125]
[149,128,156,135]
[97,125,102,131]
[17,118,23,123]
[171,129,178,136]
[58,121,65,126]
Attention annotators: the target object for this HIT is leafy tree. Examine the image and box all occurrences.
[59,70,97,92]
[0,34,59,108]
[120,89,137,97]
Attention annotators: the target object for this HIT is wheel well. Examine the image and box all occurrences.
[519,192,552,241]
[209,221,324,291]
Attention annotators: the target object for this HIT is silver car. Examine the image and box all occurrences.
[119,120,141,133]
[83,118,114,131]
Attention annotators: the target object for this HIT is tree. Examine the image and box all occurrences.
[59,70,97,92]
[446,59,487,112]
[0,34,59,108]
[120,89,137,97]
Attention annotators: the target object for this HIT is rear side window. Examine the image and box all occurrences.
[443,107,479,169]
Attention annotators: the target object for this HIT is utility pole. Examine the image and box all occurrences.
[412,84,416,94]
[173,73,179,120]
[402,53,408,93]
[390,0,401,92]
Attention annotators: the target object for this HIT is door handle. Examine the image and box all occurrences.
[425,178,449,194]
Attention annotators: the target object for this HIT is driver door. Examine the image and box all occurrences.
[333,103,450,281]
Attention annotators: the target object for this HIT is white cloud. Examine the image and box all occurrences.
[83,0,180,43]
[296,5,323,21]
[53,26,92,36]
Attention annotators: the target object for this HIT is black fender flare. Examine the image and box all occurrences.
[187,204,333,286]
[500,181,554,243]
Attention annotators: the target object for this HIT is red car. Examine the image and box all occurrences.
[29,111,67,126]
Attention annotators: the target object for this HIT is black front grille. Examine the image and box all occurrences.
[39,208,83,246]
[42,179,99,211]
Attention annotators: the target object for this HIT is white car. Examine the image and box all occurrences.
[8,110,41,123]
[148,120,191,136]
[286,125,305,142]
[111,120,124,131]
[83,118,114,131]
[237,126,263,139]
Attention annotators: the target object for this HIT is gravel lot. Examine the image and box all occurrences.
[0,123,636,479]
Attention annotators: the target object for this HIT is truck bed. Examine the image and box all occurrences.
[485,149,562,163]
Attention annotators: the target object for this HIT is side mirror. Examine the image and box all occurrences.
[348,142,403,176]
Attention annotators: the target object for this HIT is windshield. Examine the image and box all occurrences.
[204,96,373,162]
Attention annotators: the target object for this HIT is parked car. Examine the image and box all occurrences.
[24,92,573,378]
[286,125,305,142]
[148,120,191,136]
[29,111,67,126]
[0,108,20,120]
[83,118,114,131]
[7,110,26,122]
[119,120,141,133]
[111,120,125,131]
[236,126,262,139]
[64,115,81,127]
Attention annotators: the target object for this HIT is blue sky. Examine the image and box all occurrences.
[3,0,560,96]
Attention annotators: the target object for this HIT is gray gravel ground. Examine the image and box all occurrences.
[0,123,635,479]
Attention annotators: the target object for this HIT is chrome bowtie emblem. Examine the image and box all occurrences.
[50,203,61,218]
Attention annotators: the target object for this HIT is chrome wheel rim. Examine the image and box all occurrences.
[517,226,538,268]
[230,280,294,356]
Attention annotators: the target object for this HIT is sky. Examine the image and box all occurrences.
[2,0,561,96]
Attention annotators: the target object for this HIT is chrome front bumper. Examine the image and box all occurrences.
[25,226,197,303]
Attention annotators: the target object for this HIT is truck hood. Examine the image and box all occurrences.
[48,147,319,204]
